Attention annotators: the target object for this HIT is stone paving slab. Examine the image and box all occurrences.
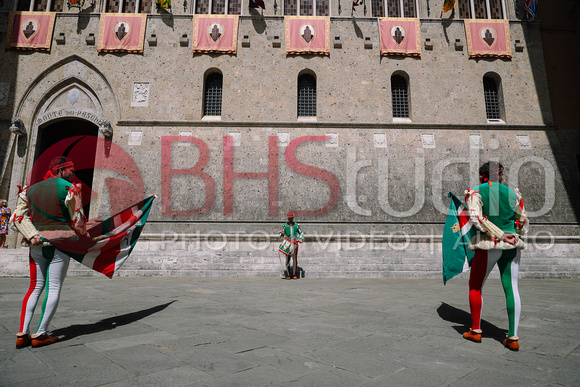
[0,277,579,386]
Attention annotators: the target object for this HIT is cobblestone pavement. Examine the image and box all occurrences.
[1,277,579,386]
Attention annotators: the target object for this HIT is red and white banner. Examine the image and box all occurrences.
[464,19,512,59]
[6,12,56,51]
[193,15,239,54]
[97,13,147,53]
[379,18,421,57]
[285,16,330,56]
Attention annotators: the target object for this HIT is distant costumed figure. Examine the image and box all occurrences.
[279,212,304,279]
[1,199,11,248]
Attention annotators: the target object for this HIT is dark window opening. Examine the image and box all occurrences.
[298,74,317,117]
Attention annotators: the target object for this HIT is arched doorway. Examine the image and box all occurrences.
[33,119,98,217]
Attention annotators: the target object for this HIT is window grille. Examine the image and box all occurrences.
[212,0,226,14]
[284,0,328,15]
[459,0,505,19]
[204,73,223,117]
[402,0,415,17]
[372,0,384,17]
[316,0,329,16]
[228,0,241,14]
[196,0,209,13]
[483,77,501,119]
[300,0,313,15]
[457,0,471,18]
[391,75,409,118]
[387,0,400,17]
[298,74,316,117]
[372,0,417,18]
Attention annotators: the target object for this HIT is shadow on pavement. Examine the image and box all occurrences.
[52,301,176,342]
[437,302,507,344]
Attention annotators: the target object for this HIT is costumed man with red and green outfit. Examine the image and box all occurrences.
[463,161,528,351]
[279,212,303,279]
[13,156,86,348]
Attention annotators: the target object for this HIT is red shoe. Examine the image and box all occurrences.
[292,276,298,279]
[463,330,482,343]
[31,333,59,348]
[286,276,292,280]
[16,334,31,349]
[503,338,520,351]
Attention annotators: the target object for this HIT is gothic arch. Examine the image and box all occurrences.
[15,54,120,123]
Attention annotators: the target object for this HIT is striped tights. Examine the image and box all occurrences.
[468,249,521,339]
[19,246,70,335]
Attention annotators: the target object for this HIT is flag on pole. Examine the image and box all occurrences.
[44,195,156,278]
[250,0,265,9]
[520,0,538,21]
[156,0,171,9]
[442,192,476,284]
[442,0,455,13]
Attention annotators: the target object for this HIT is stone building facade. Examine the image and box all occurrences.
[0,0,578,277]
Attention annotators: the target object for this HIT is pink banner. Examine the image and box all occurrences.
[285,16,330,55]
[193,15,239,54]
[97,13,147,53]
[6,12,56,51]
[464,19,512,59]
[379,18,421,57]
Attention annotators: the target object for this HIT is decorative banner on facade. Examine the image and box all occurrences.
[5,12,56,51]
[464,19,512,59]
[192,15,239,54]
[285,16,330,56]
[379,18,421,57]
[98,13,147,53]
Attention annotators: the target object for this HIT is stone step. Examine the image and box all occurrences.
[2,241,579,279]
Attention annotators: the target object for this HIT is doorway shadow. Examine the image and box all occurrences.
[437,302,507,344]
[52,301,176,342]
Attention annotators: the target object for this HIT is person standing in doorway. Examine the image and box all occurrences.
[12,156,86,348]
[463,161,528,351]
[279,212,304,279]
[0,199,10,248]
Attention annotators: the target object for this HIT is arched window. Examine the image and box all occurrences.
[298,73,316,117]
[483,75,502,120]
[391,74,409,118]
[204,72,223,117]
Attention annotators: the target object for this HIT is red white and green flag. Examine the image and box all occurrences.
[44,195,156,278]
[442,192,475,284]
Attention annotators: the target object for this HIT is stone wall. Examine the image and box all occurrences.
[0,3,578,277]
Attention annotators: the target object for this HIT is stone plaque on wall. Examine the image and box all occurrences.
[373,133,387,148]
[128,131,143,146]
[517,134,532,149]
[178,131,192,146]
[469,134,483,149]
[278,132,290,147]
[131,82,150,107]
[326,133,338,148]
[421,134,436,149]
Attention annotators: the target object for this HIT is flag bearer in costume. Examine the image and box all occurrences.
[463,161,528,351]
[279,212,303,279]
[13,156,86,349]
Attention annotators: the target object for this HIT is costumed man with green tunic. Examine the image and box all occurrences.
[462,161,528,351]
[13,156,86,348]
[279,212,303,279]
